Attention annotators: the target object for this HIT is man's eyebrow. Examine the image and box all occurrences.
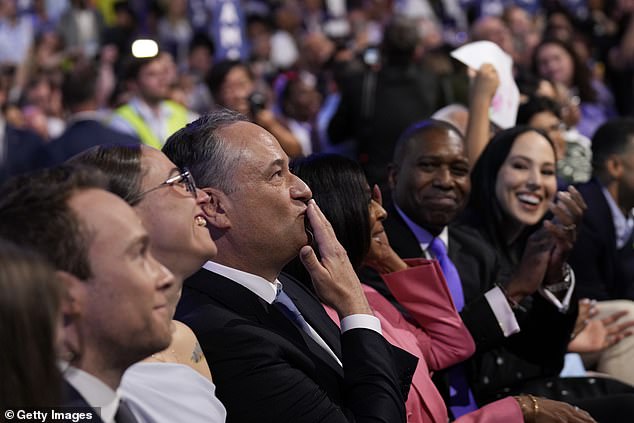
[415,154,467,162]
[124,233,150,255]
[264,158,286,171]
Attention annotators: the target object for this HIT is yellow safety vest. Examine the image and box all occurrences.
[114,100,189,149]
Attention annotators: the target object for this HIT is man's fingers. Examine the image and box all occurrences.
[306,199,329,229]
[299,245,324,278]
[306,200,337,254]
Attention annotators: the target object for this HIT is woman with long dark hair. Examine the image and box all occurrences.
[463,126,634,422]
[0,240,63,409]
[288,153,595,423]
[533,38,616,138]
[466,126,582,274]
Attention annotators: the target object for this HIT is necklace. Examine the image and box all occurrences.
[149,347,178,363]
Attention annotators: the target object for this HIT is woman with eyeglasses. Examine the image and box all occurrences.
[70,144,226,422]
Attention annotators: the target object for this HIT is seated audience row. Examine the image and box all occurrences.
[4,109,634,423]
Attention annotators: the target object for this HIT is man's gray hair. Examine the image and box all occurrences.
[162,109,248,193]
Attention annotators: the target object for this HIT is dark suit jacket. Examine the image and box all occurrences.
[362,205,576,404]
[175,268,416,423]
[62,380,105,423]
[569,178,634,300]
[37,119,140,167]
[0,125,44,182]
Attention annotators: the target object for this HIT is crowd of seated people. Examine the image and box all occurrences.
[3,1,634,423]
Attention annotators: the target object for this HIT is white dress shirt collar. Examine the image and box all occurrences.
[202,260,280,304]
[393,203,449,256]
[423,227,449,256]
[202,261,346,366]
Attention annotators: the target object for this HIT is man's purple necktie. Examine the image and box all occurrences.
[429,237,478,418]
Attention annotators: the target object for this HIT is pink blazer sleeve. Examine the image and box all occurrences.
[381,258,476,371]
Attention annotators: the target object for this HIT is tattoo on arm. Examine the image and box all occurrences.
[191,342,204,363]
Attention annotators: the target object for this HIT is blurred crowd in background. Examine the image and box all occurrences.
[0,0,633,184]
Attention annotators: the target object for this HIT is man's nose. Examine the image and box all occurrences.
[290,175,312,200]
[433,167,453,188]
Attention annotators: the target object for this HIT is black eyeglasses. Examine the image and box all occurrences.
[133,167,197,203]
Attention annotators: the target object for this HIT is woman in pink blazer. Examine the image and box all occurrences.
[287,153,595,423]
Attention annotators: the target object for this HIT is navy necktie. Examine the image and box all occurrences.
[273,286,343,366]
[429,237,478,417]
[274,288,312,333]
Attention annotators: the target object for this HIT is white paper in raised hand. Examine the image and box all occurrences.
[450,41,520,129]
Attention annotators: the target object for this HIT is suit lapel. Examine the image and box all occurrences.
[582,179,617,253]
[280,274,344,373]
[62,380,106,423]
[448,225,496,302]
[186,268,344,377]
[384,204,425,258]
[185,269,264,319]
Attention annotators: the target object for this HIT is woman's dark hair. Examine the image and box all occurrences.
[68,144,145,206]
[290,154,372,270]
[516,95,562,125]
[206,59,253,99]
[466,126,556,254]
[514,70,544,98]
[532,38,597,103]
[0,240,62,408]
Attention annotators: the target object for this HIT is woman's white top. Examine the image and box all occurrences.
[120,362,226,423]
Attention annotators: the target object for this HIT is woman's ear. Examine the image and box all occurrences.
[201,187,232,229]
